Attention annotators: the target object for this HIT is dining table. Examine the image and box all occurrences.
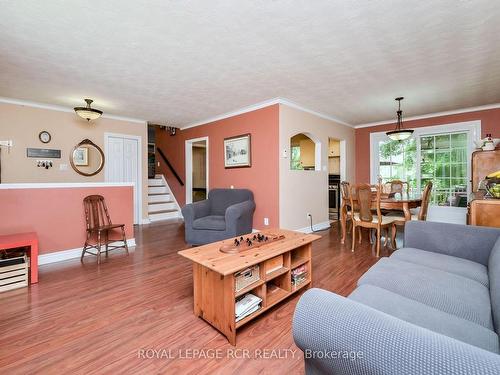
[340,192,423,244]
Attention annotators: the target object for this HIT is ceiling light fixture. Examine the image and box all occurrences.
[74,99,103,121]
[386,97,414,141]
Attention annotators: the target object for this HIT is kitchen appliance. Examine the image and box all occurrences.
[329,174,341,220]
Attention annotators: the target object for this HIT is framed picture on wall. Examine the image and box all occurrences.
[224,134,251,168]
[73,147,89,166]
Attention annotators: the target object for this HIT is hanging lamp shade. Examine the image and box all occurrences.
[74,99,103,121]
[386,97,413,141]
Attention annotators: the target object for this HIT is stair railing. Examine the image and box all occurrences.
[157,147,184,186]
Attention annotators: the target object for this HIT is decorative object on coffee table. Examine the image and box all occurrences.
[178,228,320,345]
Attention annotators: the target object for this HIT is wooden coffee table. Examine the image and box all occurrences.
[178,229,321,345]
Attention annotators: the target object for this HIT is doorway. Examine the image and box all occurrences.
[185,137,209,204]
[328,138,347,222]
[104,133,142,224]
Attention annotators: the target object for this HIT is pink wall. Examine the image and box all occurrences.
[155,105,280,229]
[0,186,134,254]
[355,108,500,183]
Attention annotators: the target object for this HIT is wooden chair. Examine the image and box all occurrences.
[349,184,397,257]
[390,179,410,194]
[390,181,433,247]
[81,195,129,264]
[340,181,353,244]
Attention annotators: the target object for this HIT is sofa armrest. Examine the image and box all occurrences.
[404,221,500,266]
[293,288,500,375]
[225,200,256,234]
[181,199,211,226]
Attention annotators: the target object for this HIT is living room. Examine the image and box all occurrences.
[1,1,500,374]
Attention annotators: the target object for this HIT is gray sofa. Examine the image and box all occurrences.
[181,188,255,245]
[293,221,500,374]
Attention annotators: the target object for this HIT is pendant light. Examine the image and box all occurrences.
[386,97,413,141]
[74,99,103,121]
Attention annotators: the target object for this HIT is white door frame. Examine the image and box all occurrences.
[185,136,209,204]
[104,132,143,224]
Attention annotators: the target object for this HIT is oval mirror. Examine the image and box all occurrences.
[70,139,105,177]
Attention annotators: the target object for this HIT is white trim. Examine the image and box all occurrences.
[278,98,352,127]
[295,221,331,234]
[38,238,136,265]
[339,140,347,181]
[0,182,133,189]
[181,97,353,130]
[141,218,152,224]
[185,136,209,204]
[355,103,500,129]
[104,132,143,225]
[0,96,146,124]
[156,174,183,219]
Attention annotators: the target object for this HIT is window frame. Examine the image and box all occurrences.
[370,120,481,202]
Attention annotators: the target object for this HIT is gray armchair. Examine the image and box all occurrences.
[181,188,255,245]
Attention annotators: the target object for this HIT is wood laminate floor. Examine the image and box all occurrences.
[0,221,392,375]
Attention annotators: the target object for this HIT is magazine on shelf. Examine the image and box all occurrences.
[235,293,262,321]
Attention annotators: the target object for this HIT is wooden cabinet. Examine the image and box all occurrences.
[468,192,500,228]
[471,149,500,192]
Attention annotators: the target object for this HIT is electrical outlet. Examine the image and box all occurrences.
[264,217,269,226]
[307,213,312,219]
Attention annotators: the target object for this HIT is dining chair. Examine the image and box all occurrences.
[389,181,433,248]
[349,184,397,257]
[81,195,129,264]
[385,179,410,195]
[340,181,353,244]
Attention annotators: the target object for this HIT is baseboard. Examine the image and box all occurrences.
[38,238,136,265]
[295,221,331,234]
[141,218,151,224]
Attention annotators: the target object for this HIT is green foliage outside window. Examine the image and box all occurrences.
[291,146,302,170]
[378,132,468,206]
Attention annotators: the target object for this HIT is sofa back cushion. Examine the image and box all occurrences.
[489,236,500,333]
[208,189,254,216]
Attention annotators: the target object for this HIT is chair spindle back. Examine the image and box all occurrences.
[83,195,113,230]
[418,181,433,221]
[350,184,381,222]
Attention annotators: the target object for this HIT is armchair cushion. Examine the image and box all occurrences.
[391,247,489,287]
[192,215,226,231]
[358,257,493,329]
[488,237,500,332]
[208,189,254,216]
[182,188,255,245]
[349,284,499,353]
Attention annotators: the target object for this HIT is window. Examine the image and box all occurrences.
[420,132,468,206]
[378,138,416,189]
[371,121,479,208]
[290,133,317,171]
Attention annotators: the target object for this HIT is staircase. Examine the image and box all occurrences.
[147,176,181,222]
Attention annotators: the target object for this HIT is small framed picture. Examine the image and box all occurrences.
[73,147,89,166]
[224,134,251,168]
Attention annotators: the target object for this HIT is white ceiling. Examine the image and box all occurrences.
[1,0,500,127]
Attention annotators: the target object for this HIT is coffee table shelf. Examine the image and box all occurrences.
[178,229,320,345]
[265,266,289,281]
